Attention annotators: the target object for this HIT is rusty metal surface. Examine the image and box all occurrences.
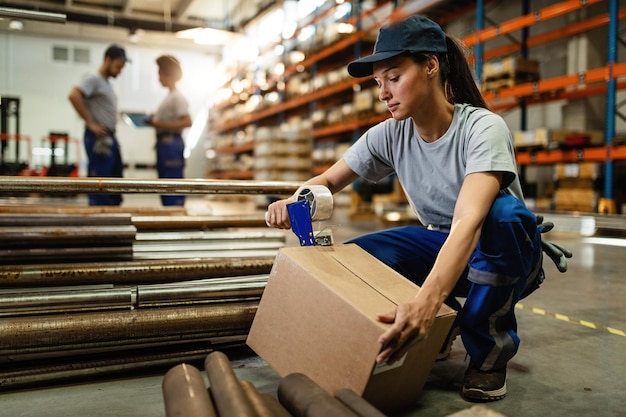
[132,214,267,230]
[0,257,275,287]
[163,364,218,417]
[0,176,300,195]
[0,225,137,247]
[0,302,257,354]
[0,213,132,226]
[0,246,134,264]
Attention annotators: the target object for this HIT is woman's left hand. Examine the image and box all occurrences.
[376,297,438,365]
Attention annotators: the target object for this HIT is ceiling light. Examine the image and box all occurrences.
[176,27,243,46]
[8,19,23,30]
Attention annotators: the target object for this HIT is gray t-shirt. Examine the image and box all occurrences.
[77,73,118,131]
[155,89,189,135]
[343,103,524,227]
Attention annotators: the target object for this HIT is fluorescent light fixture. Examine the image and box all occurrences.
[8,19,23,30]
[176,27,242,46]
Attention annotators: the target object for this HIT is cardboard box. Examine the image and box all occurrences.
[247,244,456,412]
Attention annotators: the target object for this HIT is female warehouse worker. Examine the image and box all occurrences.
[147,55,192,206]
[266,15,569,402]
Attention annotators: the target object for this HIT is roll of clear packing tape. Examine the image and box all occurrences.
[296,185,333,221]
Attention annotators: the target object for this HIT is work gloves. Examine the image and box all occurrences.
[93,136,114,157]
[537,215,573,273]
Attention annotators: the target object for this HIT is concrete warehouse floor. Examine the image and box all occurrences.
[1,195,625,417]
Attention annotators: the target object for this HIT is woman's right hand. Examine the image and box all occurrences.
[265,196,298,229]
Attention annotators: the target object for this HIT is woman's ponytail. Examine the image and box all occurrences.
[439,36,488,109]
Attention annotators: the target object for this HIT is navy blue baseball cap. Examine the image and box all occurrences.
[347,15,447,78]
[105,44,130,62]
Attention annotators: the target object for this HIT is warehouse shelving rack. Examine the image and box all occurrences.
[208,0,624,213]
[470,0,624,212]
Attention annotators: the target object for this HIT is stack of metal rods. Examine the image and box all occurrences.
[0,176,299,389]
[0,213,136,264]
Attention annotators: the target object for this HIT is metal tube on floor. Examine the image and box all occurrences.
[0,257,275,287]
[0,176,299,195]
[240,380,292,417]
[0,302,257,354]
[204,351,258,417]
[277,373,360,417]
[163,363,218,417]
[335,388,387,417]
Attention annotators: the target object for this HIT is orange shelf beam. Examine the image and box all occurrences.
[313,114,389,138]
[468,9,626,63]
[214,143,255,155]
[484,63,626,103]
[464,0,604,46]
[516,145,626,165]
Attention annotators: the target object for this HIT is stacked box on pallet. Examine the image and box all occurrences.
[482,56,540,92]
[553,162,599,213]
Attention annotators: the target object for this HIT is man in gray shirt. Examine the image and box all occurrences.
[68,44,128,205]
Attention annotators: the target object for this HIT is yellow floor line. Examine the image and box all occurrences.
[516,303,626,337]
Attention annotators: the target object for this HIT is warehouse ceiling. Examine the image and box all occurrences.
[0,0,273,32]
[0,0,485,51]
[0,0,274,51]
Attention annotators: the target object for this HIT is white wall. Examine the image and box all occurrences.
[0,30,219,179]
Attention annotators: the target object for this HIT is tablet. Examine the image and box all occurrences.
[122,112,152,128]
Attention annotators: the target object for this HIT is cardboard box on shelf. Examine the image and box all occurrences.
[247,244,457,413]
[555,162,600,180]
[514,129,605,150]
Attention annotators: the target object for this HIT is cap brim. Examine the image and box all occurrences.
[347,50,406,77]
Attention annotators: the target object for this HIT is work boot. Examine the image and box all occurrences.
[437,326,460,360]
[461,361,507,402]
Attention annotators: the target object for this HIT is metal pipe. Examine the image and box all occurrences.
[0,257,275,287]
[132,215,269,230]
[335,388,387,417]
[0,246,133,264]
[0,338,247,389]
[0,7,66,23]
[163,364,218,417]
[204,351,258,417]
[0,213,132,227]
[137,279,266,307]
[0,176,300,195]
[0,286,133,316]
[240,380,292,417]
[0,302,257,354]
[0,276,267,315]
[0,225,136,248]
[277,373,360,417]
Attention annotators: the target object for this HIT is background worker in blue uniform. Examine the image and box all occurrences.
[146,54,192,206]
[68,44,128,206]
[266,15,570,403]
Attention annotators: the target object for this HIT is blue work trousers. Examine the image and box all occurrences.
[83,129,123,206]
[156,133,185,206]
[347,193,543,371]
